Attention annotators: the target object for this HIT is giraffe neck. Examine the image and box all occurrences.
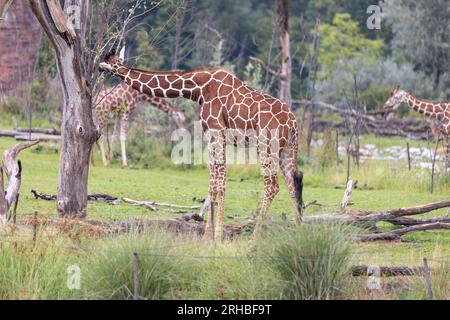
[115,66,209,103]
[404,92,443,120]
[135,94,177,114]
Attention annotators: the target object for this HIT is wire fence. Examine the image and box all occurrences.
[1,229,448,300]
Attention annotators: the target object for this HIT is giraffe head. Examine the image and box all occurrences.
[383,85,407,111]
[99,47,126,75]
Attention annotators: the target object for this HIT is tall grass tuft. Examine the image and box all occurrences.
[83,226,184,300]
[0,239,80,299]
[257,221,354,300]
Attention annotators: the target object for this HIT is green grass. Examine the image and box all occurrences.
[0,131,449,299]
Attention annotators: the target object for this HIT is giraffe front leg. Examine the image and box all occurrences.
[109,116,120,164]
[98,135,109,166]
[443,133,450,172]
[203,177,216,241]
[203,129,226,241]
[214,163,226,241]
[254,171,279,237]
[119,113,128,167]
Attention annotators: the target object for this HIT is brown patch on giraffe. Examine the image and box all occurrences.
[147,77,158,87]
[225,93,235,106]
[233,117,246,129]
[154,88,165,96]
[129,70,141,79]
[166,89,180,97]
[212,71,228,81]
[172,79,183,89]
[234,93,244,104]
[167,75,178,82]
[219,84,233,96]
[253,94,265,102]
[184,80,196,89]
[238,86,248,95]
[139,73,151,83]
[159,76,170,88]
[243,98,253,106]
[239,106,249,119]
[435,104,444,113]
[192,72,211,85]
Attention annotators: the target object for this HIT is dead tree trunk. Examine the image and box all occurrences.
[0,140,40,224]
[276,0,291,106]
[0,0,13,21]
[29,0,97,218]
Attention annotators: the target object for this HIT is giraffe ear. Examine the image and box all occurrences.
[395,85,400,92]
[119,46,125,61]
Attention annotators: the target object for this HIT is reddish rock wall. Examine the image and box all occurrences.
[0,1,42,96]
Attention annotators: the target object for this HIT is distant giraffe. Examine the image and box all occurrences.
[100,49,303,240]
[383,86,450,168]
[93,82,186,166]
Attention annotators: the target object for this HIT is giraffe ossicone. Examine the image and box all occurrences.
[99,51,303,240]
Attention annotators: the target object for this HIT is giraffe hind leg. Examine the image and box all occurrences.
[119,113,128,167]
[280,148,303,225]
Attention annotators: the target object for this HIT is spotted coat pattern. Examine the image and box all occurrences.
[100,53,302,240]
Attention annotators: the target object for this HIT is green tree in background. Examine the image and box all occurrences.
[134,30,164,70]
[381,0,450,90]
[318,13,383,77]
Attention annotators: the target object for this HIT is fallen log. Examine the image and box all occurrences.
[0,130,60,141]
[31,190,120,205]
[359,222,450,242]
[0,130,16,137]
[15,133,60,141]
[16,127,61,135]
[345,200,450,220]
[293,99,433,140]
[122,197,201,211]
[385,216,450,226]
[0,141,40,224]
[351,265,423,277]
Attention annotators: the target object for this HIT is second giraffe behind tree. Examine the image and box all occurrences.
[99,49,303,240]
[93,82,187,167]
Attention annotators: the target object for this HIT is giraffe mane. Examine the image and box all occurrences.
[127,66,226,75]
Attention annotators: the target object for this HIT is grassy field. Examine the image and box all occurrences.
[0,129,449,299]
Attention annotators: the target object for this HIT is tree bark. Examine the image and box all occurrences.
[0,0,13,21]
[29,0,97,218]
[276,0,291,106]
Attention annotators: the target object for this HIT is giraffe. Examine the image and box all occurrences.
[383,86,450,168]
[99,49,303,240]
[93,82,186,167]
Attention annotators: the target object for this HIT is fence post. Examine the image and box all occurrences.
[32,211,37,247]
[335,130,339,166]
[422,258,433,300]
[133,252,140,300]
[406,142,411,170]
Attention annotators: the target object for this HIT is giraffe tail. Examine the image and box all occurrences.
[293,171,303,214]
